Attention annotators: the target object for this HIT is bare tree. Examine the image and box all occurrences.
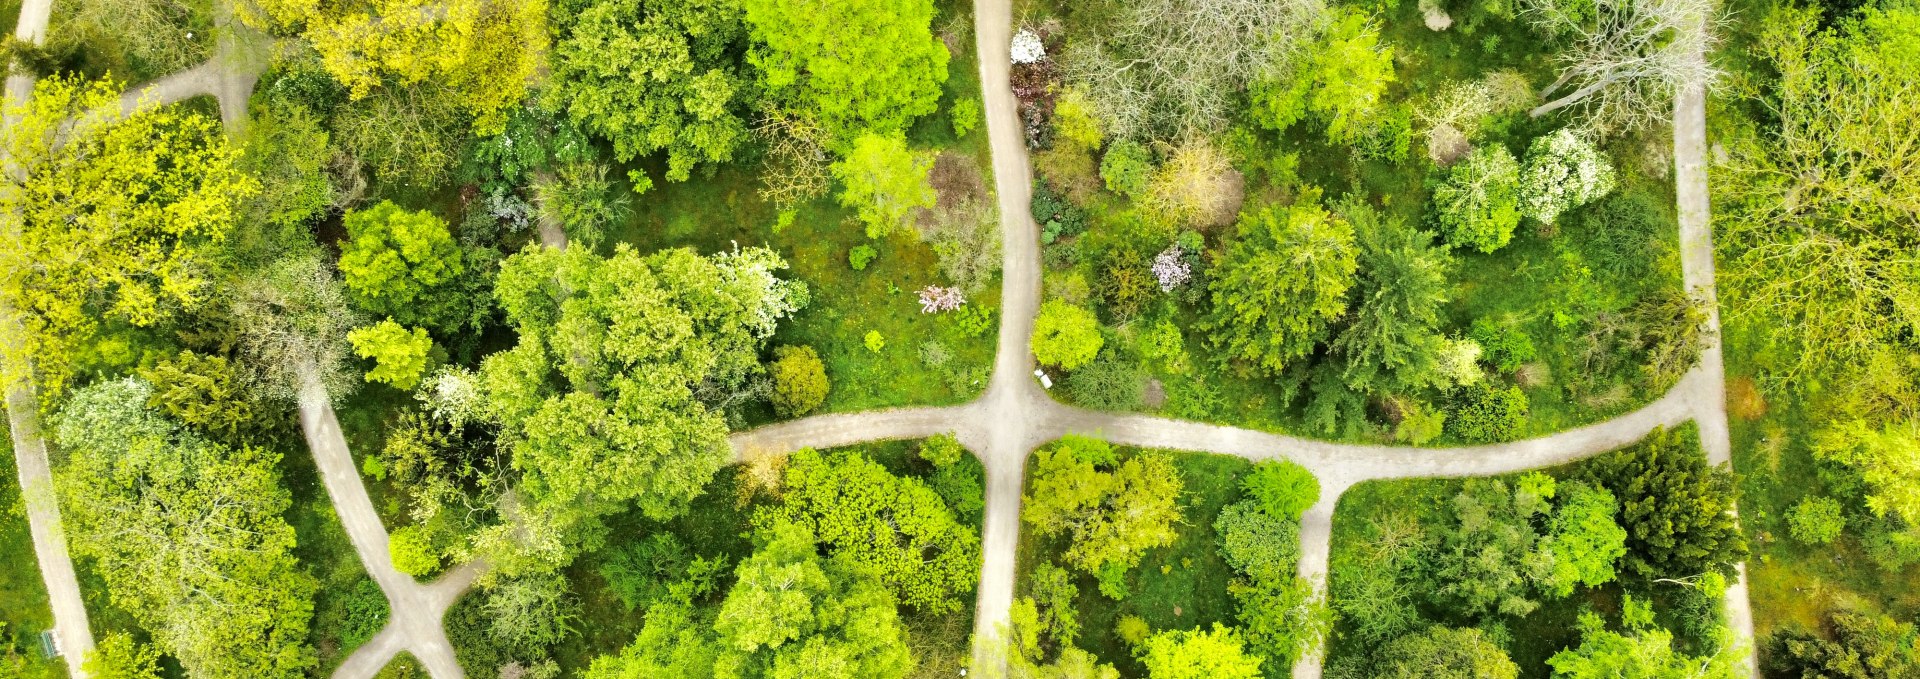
[1527,0,1719,132]
[230,252,363,406]
[1061,0,1325,140]
[755,111,832,212]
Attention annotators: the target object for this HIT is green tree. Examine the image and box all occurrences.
[0,76,253,395]
[1139,624,1263,679]
[1542,481,1628,597]
[1432,474,1558,618]
[1434,146,1522,253]
[137,351,261,445]
[52,378,316,679]
[1518,128,1616,226]
[1582,427,1747,579]
[1032,300,1105,370]
[582,599,721,679]
[1334,199,1455,394]
[741,0,949,143]
[1030,561,1082,649]
[1215,500,1302,582]
[1203,193,1358,376]
[478,244,807,575]
[1787,495,1846,545]
[85,633,162,679]
[1232,576,1332,669]
[757,447,982,614]
[1764,611,1920,679]
[832,132,935,238]
[1813,419,1920,534]
[1251,8,1397,144]
[389,525,444,577]
[1376,626,1519,679]
[768,345,829,416]
[349,319,435,390]
[338,201,472,331]
[1242,459,1321,522]
[1101,140,1154,198]
[1548,602,1744,678]
[237,102,335,245]
[712,521,914,679]
[1022,437,1183,581]
[549,0,753,184]
[1446,383,1529,443]
[919,434,966,467]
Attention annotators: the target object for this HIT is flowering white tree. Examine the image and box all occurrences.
[416,365,487,429]
[918,285,965,313]
[1152,245,1192,291]
[1518,128,1617,225]
[715,244,810,338]
[1012,28,1046,64]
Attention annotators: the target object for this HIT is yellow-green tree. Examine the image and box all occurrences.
[0,76,254,396]
[348,319,434,390]
[741,0,948,144]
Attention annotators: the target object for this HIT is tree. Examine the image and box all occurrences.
[1548,602,1744,678]
[1446,382,1529,443]
[1431,474,1558,618]
[919,434,966,467]
[741,0,949,144]
[331,82,472,189]
[1333,199,1455,394]
[1375,627,1519,679]
[1251,8,1397,144]
[1215,500,1302,582]
[237,101,335,242]
[1031,300,1105,371]
[236,0,547,132]
[349,320,435,390]
[1232,576,1332,669]
[1139,624,1263,679]
[483,574,578,656]
[84,633,162,679]
[833,132,935,239]
[549,0,754,183]
[1541,481,1628,597]
[1030,561,1082,649]
[1527,0,1717,131]
[1813,419,1920,535]
[478,244,807,575]
[1717,3,1920,379]
[1787,496,1846,546]
[1204,194,1358,376]
[712,521,914,679]
[1582,427,1747,579]
[389,525,445,577]
[338,201,471,331]
[1433,145,1522,253]
[1101,140,1153,198]
[1242,459,1321,522]
[1023,438,1183,583]
[0,76,253,395]
[1518,129,1616,225]
[54,0,209,75]
[1145,137,1241,229]
[52,379,316,679]
[138,351,263,445]
[769,345,829,416]
[231,253,366,404]
[1764,611,1920,679]
[583,599,721,679]
[757,448,982,614]
[532,162,631,248]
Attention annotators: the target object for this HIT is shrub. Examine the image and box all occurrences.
[920,434,966,467]
[1447,383,1530,443]
[389,524,443,577]
[834,132,935,239]
[1470,317,1537,372]
[1117,615,1153,648]
[1788,495,1846,545]
[919,340,952,368]
[1031,300,1104,370]
[1066,356,1146,410]
[931,459,985,523]
[348,319,434,391]
[1242,459,1321,521]
[769,345,830,416]
[1215,499,1302,581]
[849,244,877,270]
[1518,128,1616,226]
[951,96,982,137]
[340,578,389,650]
[865,330,886,353]
[1764,612,1920,679]
[532,161,629,248]
[946,304,997,338]
[1433,145,1522,253]
[1052,86,1105,152]
[338,200,469,330]
[1392,397,1447,445]
[1101,139,1154,197]
[1031,180,1088,244]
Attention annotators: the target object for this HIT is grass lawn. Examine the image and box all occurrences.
[1013,446,1254,676]
[0,421,63,679]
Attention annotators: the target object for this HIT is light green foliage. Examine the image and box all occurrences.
[1376,627,1519,679]
[533,162,630,248]
[1031,300,1104,370]
[338,201,469,330]
[769,345,829,416]
[1547,603,1744,678]
[389,525,444,577]
[1582,427,1747,579]
[1031,561,1081,648]
[1470,316,1538,372]
[1139,624,1264,679]
[849,244,878,270]
[1243,459,1321,523]
[712,521,914,679]
[1022,437,1183,581]
[951,97,982,138]
[1002,599,1120,678]
[598,533,729,613]
[0,76,253,395]
[1787,496,1846,545]
[1331,513,1424,644]
[1251,8,1396,144]
[757,448,982,613]
[331,83,470,188]
[1813,419,1920,530]
[52,379,315,679]
[479,243,805,575]
[549,0,752,182]
[1434,145,1522,253]
[84,633,162,679]
[1519,129,1616,225]
[238,0,547,133]
[919,434,966,467]
[238,102,335,239]
[1542,481,1628,597]
[1117,615,1153,647]
[1334,199,1455,394]
[583,599,721,679]
[1215,500,1302,582]
[137,351,260,444]
[1393,398,1448,445]
[1718,3,1920,378]
[349,319,435,390]
[1232,576,1332,669]
[483,574,578,656]
[865,330,887,353]
[833,132,935,238]
[1764,611,1920,678]
[1101,140,1154,198]
[741,0,949,143]
[1203,194,1358,376]
[1447,383,1530,443]
[1052,87,1105,152]
[1432,474,1558,618]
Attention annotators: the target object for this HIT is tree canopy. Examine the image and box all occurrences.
[1032,300,1105,371]
[1022,437,1183,583]
[1376,626,1520,679]
[337,201,473,332]
[741,0,949,144]
[1139,624,1264,679]
[1581,427,1746,579]
[712,521,915,679]
[1204,193,1358,376]
[1333,199,1455,394]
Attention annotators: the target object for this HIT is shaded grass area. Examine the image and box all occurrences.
[0,420,62,679]
[1014,447,1253,676]
[279,421,384,674]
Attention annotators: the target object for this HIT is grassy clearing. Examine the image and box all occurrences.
[1013,447,1253,676]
